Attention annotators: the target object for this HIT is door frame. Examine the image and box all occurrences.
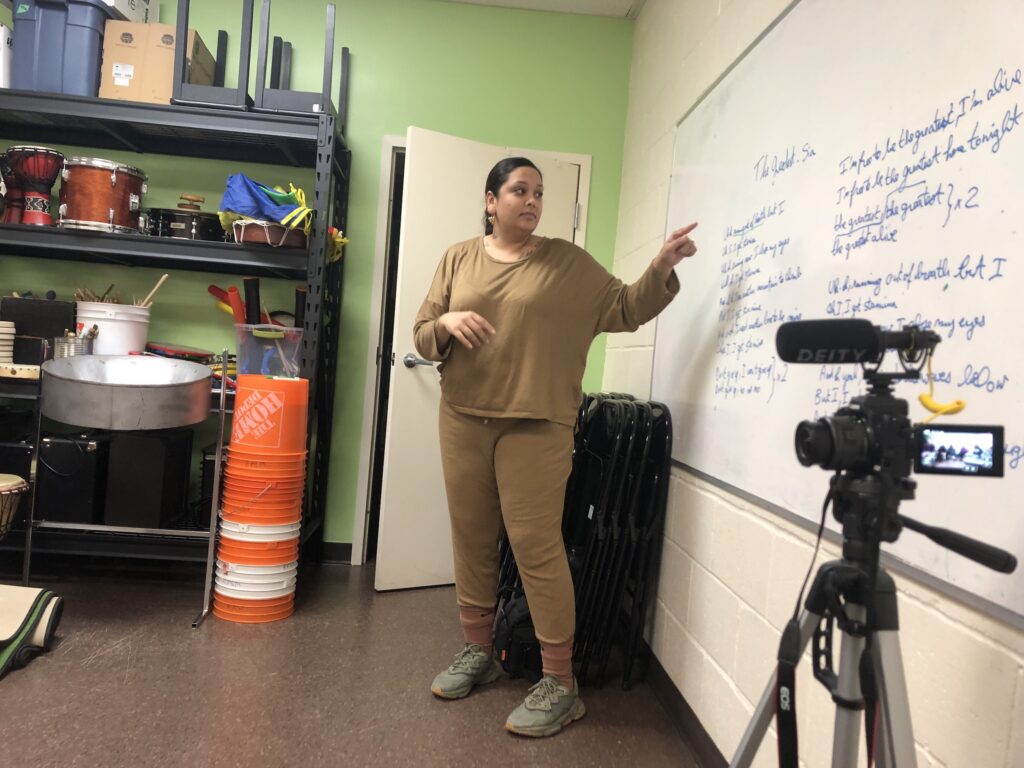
[351,135,405,566]
[350,136,593,566]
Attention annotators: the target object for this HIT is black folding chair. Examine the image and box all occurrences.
[621,402,672,689]
[585,400,655,685]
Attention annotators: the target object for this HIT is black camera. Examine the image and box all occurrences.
[796,413,1004,477]
[779,318,1004,478]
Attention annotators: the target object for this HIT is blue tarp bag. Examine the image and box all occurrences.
[219,173,312,233]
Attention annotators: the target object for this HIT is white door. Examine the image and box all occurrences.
[374,126,588,591]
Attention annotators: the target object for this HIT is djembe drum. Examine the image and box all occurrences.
[0,474,29,541]
[5,146,64,226]
[0,155,24,225]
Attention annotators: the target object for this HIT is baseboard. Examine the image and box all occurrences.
[645,642,728,768]
[321,542,352,563]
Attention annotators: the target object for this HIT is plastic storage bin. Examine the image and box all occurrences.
[12,0,118,97]
[235,324,303,377]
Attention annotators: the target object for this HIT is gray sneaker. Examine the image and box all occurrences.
[505,674,586,737]
[431,643,503,699]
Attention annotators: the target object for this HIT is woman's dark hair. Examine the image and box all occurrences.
[483,157,541,235]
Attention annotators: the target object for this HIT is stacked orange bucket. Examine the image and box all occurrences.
[213,374,309,623]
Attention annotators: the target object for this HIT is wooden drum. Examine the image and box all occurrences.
[58,157,148,234]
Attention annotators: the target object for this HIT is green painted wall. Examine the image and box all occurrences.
[1,0,634,545]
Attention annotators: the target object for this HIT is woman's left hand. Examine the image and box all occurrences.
[653,222,698,275]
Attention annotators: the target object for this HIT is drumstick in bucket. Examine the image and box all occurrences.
[262,301,298,376]
[139,273,169,308]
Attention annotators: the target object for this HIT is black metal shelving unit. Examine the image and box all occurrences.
[0,87,350,564]
[0,225,308,279]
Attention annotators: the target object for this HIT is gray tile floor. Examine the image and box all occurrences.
[1,558,697,768]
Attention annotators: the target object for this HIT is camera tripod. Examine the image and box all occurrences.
[730,557,916,767]
[730,471,1015,768]
[732,320,1019,766]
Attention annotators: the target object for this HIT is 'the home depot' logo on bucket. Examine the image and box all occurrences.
[231,388,286,447]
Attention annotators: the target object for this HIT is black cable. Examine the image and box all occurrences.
[37,437,90,479]
[792,484,834,620]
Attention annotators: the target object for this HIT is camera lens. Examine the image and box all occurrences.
[795,419,834,467]
[796,414,874,470]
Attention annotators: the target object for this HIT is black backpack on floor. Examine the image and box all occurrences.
[492,590,542,683]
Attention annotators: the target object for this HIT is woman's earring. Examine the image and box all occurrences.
[487,215,496,225]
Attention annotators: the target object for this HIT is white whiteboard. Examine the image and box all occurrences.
[653,0,1024,619]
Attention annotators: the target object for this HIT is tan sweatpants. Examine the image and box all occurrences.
[438,399,575,645]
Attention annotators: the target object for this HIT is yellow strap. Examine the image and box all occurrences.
[918,356,966,423]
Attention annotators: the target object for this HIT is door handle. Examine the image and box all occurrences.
[403,353,434,369]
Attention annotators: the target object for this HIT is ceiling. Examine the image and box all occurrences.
[446,0,646,19]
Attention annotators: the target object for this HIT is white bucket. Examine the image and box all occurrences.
[215,574,297,592]
[215,567,298,584]
[75,301,150,355]
[219,518,302,536]
[214,581,297,600]
[220,527,300,543]
[216,559,297,575]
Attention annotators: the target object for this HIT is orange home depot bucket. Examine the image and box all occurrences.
[217,540,299,566]
[228,447,306,460]
[221,497,303,515]
[216,548,298,567]
[225,451,308,472]
[222,476,305,493]
[229,375,309,454]
[222,487,304,505]
[213,601,295,623]
[214,593,294,610]
[221,484,303,502]
[223,464,306,481]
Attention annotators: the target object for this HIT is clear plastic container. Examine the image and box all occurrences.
[234,324,303,377]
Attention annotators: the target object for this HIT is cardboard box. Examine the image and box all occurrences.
[101,0,157,24]
[0,22,12,89]
[99,21,214,104]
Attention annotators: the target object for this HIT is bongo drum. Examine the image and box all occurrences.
[1,155,24,225]
[4,146,64,226]
[59,157,148,234]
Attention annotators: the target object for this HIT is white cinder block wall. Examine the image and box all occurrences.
[604,1,1024,766]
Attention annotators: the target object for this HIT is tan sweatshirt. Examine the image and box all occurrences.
[413,236,680,426]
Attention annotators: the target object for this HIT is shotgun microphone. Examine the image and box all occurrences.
[776,319,942,364]
[776,319,883,364]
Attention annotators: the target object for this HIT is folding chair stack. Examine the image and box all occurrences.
[495,393,673,689]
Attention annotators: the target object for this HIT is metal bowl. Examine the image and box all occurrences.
[41,356,212,430]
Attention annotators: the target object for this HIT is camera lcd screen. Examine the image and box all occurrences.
[915,425,1004,477]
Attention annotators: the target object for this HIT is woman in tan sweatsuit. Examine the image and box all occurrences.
[415,157,697,738]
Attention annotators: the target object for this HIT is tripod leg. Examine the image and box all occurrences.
[830,605,867,768]
[729,610,820,768]
[872,629,918,768]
